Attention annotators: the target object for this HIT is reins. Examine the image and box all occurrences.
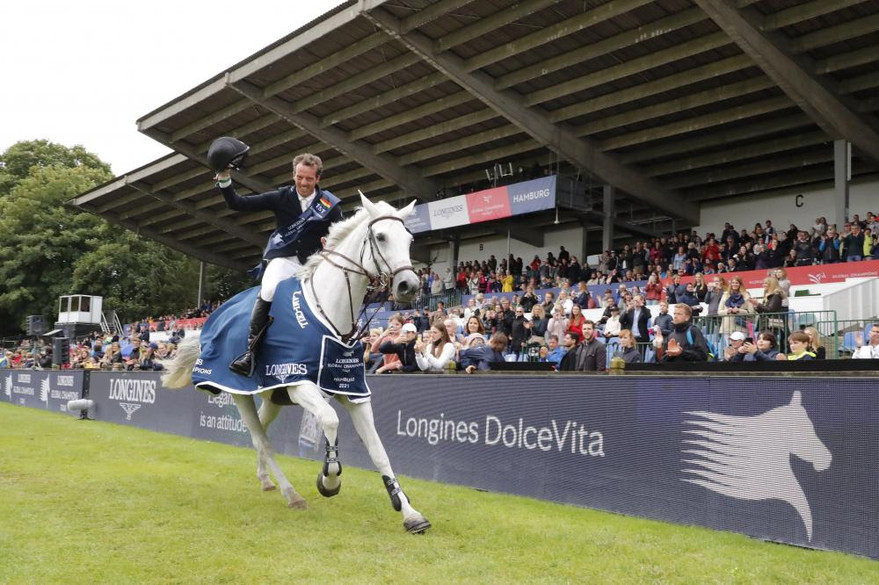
[307,215,415,343]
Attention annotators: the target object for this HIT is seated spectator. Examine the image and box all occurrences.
[363,327,385,370]
[742,331,780,361]
[781,331,816,361]
[461,332,509,373]
[461,316,488,349]
[558,321,606,372]
[543,334,566,367]
[653,304,710,362]
[415,324,456,372]
[602,307,621,339]
[135,342,164,371]
[802,326,825,359]
[377,323,418,373]
[615,329,641,364]
[100,341,124,370]
[723,331,747,362]
[852,323,879,359]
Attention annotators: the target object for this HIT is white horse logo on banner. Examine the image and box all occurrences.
[681,391,831,541]
[40,378,50,405]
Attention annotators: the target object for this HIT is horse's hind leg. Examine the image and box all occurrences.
[232,394,306,509]
[342,398,431,534]
[286,384,341,497]
[256,394,282,491]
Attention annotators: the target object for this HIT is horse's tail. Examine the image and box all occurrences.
[161,335,201,389]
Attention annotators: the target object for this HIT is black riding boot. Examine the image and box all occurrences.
[229,297,272,376]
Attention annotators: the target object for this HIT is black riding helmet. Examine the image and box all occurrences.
[207,136,250,173]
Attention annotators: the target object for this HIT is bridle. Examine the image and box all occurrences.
[308,215,416,342]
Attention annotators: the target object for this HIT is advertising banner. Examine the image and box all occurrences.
[466,186,511,223]
[426,196,470,231]
[87,371,291,451]
[507,175,557,215]
[405,176,558,234]
[323,375,878,559]
[404,201,432,234]
[1,370,83,416]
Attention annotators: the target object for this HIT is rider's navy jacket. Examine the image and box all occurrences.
[220,183,343,263]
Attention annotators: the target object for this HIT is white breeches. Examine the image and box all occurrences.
[260,257,303,302]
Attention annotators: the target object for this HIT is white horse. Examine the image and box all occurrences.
[162,193,430,533]
[681,391,831,541]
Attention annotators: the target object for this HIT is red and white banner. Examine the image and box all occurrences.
[665,259,879,289]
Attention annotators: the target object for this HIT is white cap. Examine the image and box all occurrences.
[401,323,417,334]
[730,331,746,341]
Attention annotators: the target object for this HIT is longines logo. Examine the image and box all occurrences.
[119,402,142,420]
[108,378,156,404]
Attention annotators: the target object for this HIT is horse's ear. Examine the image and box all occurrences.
[359,191,379,217]
[790,391,802,406]
[396,199,417,220]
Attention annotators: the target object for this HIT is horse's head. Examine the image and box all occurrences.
[359,193,420,303]
[785,391,832,472]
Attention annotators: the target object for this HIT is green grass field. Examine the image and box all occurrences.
[0,402,875,584]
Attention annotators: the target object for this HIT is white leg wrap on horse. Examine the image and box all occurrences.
[342,398,430,532]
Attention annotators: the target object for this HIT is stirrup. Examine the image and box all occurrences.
[229,351,255,376]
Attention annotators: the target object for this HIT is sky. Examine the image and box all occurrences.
[0,0,344,176]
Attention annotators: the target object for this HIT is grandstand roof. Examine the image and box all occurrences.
[71,0,879,271]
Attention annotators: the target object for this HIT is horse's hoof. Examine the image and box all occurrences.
[316,473,341,498]
[262,483,277,492]
[287,496,308,510]
[404,515,431,534]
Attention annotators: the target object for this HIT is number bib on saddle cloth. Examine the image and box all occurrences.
[191,278,370,401]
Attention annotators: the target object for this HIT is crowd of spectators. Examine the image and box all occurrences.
[366,208,879,372]
[5,210,877,373]
[1,300,221,371]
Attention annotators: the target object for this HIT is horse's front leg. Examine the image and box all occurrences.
[256,392,283,491]
[285,384,341,497]
[232,393,306,509]
[341,397,431,534]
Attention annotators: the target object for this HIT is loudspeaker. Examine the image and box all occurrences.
[26,315,45,337]
[52,337,70,367]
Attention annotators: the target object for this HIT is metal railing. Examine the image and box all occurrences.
[691,310,839,358]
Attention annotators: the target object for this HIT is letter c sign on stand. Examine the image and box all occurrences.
[795,194,804,207]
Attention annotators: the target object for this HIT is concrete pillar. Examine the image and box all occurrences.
[448,238,459,270]
[834,139,850,226]
[602,184,615,252]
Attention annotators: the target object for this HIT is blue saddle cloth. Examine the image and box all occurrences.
[192,277,370,401]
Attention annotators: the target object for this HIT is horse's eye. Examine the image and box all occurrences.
[376,233,386,242]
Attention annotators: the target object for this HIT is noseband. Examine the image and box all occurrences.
[309,215,417,342]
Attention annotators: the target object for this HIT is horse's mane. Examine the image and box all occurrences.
[299,200,398,279]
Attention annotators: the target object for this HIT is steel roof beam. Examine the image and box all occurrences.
[363,7,699,225]
[126,180,264,246]
[695,0,879,165]
[228,76,436,197]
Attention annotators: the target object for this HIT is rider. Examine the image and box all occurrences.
[210,138,344,376]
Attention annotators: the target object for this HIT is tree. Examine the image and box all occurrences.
[0,140,109,198]
[0,140,249,338]
[0,151,112,335]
